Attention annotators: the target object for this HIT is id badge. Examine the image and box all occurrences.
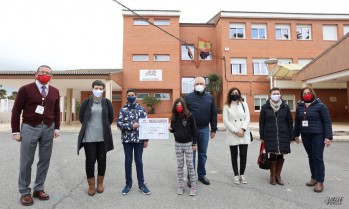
[302,120,309,127]
[35,105,45,114]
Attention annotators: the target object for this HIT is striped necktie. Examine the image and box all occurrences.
[41,86,47,97]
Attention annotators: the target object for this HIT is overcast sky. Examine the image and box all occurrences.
[1,0,349,73]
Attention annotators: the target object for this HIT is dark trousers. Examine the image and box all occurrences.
[83,142,106,179]
[301,133,326,183]
[123,142,144,187]
[229,144,248,176]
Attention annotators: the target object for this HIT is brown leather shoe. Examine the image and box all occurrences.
[33,190,50,200]
[314,182,324,193]
[20,194,34,206]
[306,179,317,187]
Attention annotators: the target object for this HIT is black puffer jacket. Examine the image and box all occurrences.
[259,99,294,153]
[294,98,333,139]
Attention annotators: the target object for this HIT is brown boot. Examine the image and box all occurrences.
[269,161,277,185]
[87,178,96,196]
[306,179,317,186]
[97,175,104,193]
[276,158,284,185]
[314,182,323,193]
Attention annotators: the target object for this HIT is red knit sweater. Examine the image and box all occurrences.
[11,82,60,133]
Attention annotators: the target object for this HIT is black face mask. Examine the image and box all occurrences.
[230,94,239,101]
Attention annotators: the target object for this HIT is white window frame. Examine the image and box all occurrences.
[323,25,338,41]
[181,77,195,94]
[298,59,312,65]
[230,23,246,39]
[181,45,195,60]
[344,25,349,35]
[254,95,268,112]
[154,19,170,26]
[133,55,149,62]
[252,59,268,75]
[275,24,291,40]
[154,93,170,100]
[251,24,267,39]
[136,93,149,100]
[154,54,170,62]
[297,25,312,40]
[231,58,247,75]
[133,19,150,26]
[282,94,296,112]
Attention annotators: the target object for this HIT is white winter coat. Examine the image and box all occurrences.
[223,101,251,145]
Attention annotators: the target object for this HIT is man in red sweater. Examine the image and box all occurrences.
[11,65,60,206]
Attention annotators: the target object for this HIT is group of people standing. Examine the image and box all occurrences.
[10,66,333,206]
[224,86,332,193]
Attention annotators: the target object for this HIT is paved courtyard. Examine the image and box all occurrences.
[0,127,348,209]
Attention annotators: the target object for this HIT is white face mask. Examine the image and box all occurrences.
[92,89,103,98]
[271,94,281,102]
[195,85,205,93]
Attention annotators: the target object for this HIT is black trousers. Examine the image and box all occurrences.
[229,144,248,176]
[83,142,106,179]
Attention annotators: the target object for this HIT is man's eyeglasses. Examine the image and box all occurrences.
[37,71,52,76]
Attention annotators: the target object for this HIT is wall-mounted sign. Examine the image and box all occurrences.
[329,97,337,102]
[140,69,162,81]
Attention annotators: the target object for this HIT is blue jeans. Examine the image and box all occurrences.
[193,126,210,178]
[301,133,326,183]
[123,142,144,187]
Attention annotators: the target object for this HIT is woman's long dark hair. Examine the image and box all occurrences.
[170,97,191,122]
[225,87,243,106]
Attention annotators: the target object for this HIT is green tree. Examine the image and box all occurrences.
[206,73,222,112]
[0,87,7,99]
[142,95,161,114]
[7,91,18,100]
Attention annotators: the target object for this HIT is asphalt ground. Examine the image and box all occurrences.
[0,129,348,209]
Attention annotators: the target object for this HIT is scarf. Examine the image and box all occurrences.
[270,99,282,113]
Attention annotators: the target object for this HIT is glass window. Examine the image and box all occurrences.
[181,77,195,94]
[154,55,170,62]
[323,25,338,41]
[154,93,170,100]
[112,94,121,101]
[133,55,149,61]
[251,24,267,39]
[154,19,170,26]
[181,45,195,60]
[230,58,247,75]
[297,25,312,40]
[282,94,295,111]
[275,24,290,40]
[133,19,149,25]
[344,25,349,35]
[230,23,246,39]
[254,95,268,111]
[298,59,312,65]
[136,93,149,100]
[277,59,292,64]
[253,59,268,75]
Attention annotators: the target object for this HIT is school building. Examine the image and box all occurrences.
[121,10,349,122]
[1,10,349,123]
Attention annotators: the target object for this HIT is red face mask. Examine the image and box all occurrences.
[37,74,51,84]
[302,93,313,102]
[176,106,183,113]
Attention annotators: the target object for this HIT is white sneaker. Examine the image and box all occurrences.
[233,176,240,185]
[240,175,247,184]
[189,187,196,196]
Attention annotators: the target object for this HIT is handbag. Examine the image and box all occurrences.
[257,143,270,170]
